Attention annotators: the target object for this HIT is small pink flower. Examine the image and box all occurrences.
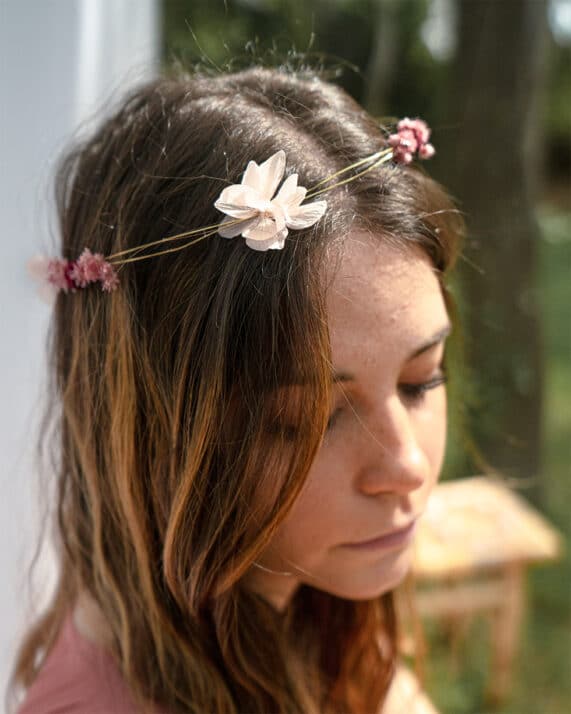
[390,147,411,164]
[27,255,74,303]
[418,143,435,160]
[398,118,431,145]
[389,128,418,154]
[48,258,74,291]
[388,117,436,165]
[69,248,108,287]
[99,262,119,292]
[28,248,119,300]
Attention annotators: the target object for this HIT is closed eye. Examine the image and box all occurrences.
[326,407,343,431]
[398,370,447,405]
[325,362,448,432]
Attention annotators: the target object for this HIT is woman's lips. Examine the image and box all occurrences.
[341,519,417,551]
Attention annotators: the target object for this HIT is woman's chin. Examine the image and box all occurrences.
[311,546,414,601]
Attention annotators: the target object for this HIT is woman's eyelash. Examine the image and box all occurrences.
[326,408,343,431]
[398,373,448,403]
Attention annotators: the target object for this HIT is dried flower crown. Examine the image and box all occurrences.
[29,118,434,300]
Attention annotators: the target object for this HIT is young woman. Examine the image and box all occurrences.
[11,66,462,713]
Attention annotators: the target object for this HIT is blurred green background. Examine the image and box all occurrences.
[161,1,570,712]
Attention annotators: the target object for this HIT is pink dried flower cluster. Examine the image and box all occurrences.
[388,118,435,165]
[28,248,119,301]
[68,248,119,291]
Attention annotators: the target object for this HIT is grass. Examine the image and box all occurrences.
[423,206,571,714]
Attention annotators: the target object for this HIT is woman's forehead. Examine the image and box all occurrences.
[326,235,449,366]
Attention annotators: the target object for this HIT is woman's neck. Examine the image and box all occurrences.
[73,590,115,649]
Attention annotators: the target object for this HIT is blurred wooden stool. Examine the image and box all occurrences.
[409,476,564,705]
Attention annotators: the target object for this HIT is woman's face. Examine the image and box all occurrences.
[245,234,451,609]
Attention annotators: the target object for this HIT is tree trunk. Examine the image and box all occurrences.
[439,0,549,504]
[364,0,400,117]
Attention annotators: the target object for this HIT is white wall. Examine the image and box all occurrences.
[0,0,160,700]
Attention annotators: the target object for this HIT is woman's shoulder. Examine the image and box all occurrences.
[382,662,440,714]
[17,612,148,714]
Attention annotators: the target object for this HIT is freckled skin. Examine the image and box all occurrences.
[244,234,450,610]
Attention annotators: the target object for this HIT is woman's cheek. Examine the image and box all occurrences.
[417,390,447,484]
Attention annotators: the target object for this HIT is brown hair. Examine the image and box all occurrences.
[10,67,461,713]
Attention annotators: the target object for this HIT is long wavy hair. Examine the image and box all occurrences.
[10,67,461,713]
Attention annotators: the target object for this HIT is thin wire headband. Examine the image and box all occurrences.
[28,118,435,302]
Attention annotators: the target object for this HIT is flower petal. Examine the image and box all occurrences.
[218,215,259,238]
[215,184,261,218]
[241,159,263,192]
[419,143,435,159]
[27,254,51,281]
[274,173,297,201]
[286,200,327,230]
[256,150,286,200]
[245,227,289,252]
[274,173,307,211]
[215,203,258,220]
[242,215,281,242]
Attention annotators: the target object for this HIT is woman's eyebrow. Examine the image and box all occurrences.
[330,324,452,383]
[332,371,355,384]
[408,323,452,360]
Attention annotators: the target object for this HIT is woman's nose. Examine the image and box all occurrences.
[355,397,429,496]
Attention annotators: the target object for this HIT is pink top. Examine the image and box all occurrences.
[17,614,167,714]
[17,613,439,713]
